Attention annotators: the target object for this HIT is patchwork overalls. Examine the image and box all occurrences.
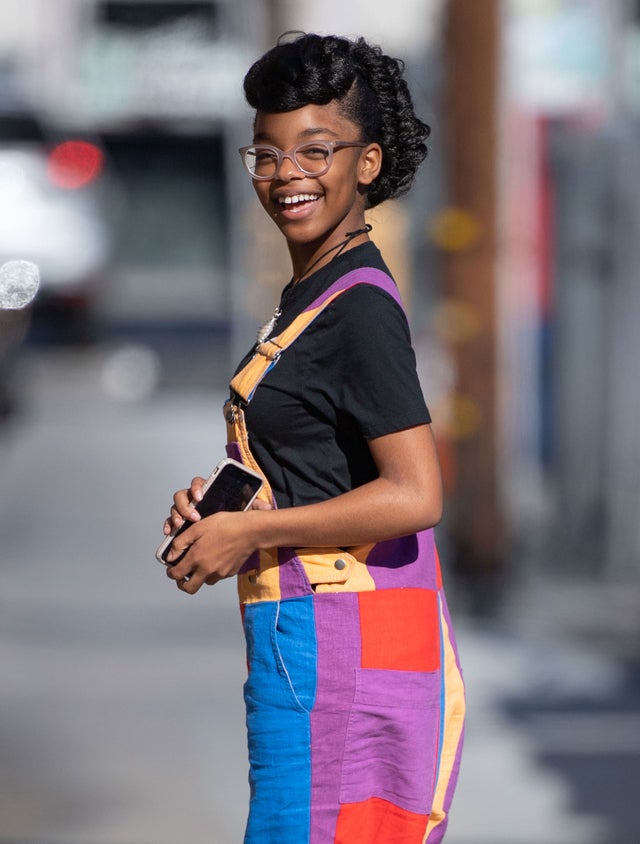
[225,268,465,844]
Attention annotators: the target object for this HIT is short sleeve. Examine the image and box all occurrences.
[320,284,431,439]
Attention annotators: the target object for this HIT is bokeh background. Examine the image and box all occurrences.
[1,1,639,842]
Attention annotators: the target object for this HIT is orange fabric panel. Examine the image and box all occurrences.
[358,588,440,672]
[335,796,428,843]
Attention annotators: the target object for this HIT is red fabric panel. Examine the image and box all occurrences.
[358,588,440,671]
[334,796,428,843]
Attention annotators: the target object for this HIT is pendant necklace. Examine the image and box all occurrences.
[255,224,372,344]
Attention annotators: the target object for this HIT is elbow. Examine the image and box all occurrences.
[415,485,443,531]
[400,497,441,535]
[419,500,443,531]
[429,503,444,529]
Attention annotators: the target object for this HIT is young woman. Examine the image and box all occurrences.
[162,32,465,844]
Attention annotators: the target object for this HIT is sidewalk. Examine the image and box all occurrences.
[446,618,617,844]
[1,346,634,843]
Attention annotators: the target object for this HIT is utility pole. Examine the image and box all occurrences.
[441,0,504,610]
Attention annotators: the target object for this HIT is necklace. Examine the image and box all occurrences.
[255,224,372,344]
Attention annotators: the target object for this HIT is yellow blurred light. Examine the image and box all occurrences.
[439,394,483,441]
[432,298,483,344]
[428,207,481,252]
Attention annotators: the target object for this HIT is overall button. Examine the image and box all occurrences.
[334,558,347,571]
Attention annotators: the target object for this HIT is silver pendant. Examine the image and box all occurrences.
[256,307,281,344]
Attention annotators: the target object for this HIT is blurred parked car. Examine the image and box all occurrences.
[0,111,111,343]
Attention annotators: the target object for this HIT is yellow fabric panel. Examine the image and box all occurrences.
[423,603,466,842]
[237,548,281,604]
[225,403,274,507]
[297,547,376,594]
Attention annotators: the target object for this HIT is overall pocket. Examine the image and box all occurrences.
[339,667,441,815]
[244,598,317,714]
[295,547,376,593]
[271,598,317,713]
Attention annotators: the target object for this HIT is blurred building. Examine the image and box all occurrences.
[1,0,265,366]
[500,0,640,583]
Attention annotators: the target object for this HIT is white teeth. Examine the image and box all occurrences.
[279,194,320,206]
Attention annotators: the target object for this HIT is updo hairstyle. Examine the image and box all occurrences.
[243,32,430,208]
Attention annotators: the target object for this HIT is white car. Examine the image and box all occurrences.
[0,114,110,339]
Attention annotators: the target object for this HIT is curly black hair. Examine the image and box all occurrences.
[243,32,430,208]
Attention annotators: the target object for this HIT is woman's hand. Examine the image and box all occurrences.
[164,509,260,595]
[162,475,207,537]
[162,477,273,536]
[162,481,272,595]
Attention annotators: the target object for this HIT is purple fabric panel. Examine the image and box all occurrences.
[309,593,362,844]
[277,547,314,600]
[304,268,404,314]
[338,668,441,815]
[225,441,242,461]
[425,815,449,844]
[238,550,260,576]
[365,530,439,590]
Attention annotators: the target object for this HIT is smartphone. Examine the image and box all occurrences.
[156,457,264,565]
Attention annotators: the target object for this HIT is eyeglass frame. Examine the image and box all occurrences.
[238,140,368,180]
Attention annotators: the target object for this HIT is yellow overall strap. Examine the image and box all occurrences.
[229,267,403,404]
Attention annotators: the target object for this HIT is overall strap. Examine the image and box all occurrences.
[230,267,404,403]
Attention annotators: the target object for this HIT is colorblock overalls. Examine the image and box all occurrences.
[225,269,465,844]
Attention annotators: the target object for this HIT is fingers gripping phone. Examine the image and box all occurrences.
[156,457,264,566]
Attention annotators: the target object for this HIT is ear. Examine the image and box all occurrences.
[358,143,382,186]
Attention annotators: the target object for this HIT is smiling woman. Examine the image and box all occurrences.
[160,32,465,844]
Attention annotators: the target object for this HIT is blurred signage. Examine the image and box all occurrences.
[286,0,446,54]
[76,16,251,123]
[506,0,616,113]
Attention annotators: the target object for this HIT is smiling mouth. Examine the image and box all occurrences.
[276,193,321,210]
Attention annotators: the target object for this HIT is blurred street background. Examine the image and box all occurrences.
[1,1,640,842]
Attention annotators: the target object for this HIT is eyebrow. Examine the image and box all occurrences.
[253,126,341,143]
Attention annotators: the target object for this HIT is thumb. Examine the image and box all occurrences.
[250,498,273,511]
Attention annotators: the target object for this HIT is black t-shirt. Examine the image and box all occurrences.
[234,241,431,509]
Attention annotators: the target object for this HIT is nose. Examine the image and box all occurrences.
[273,151,304,181]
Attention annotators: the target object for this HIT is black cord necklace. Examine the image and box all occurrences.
[256,224,372,344]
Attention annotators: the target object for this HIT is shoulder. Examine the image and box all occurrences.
[327,242,407,319]
[326,279,411,337]
[337,278,405,310]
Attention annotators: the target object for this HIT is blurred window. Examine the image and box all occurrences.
[0,114,46,143]
[96,1,220,34]
[102,132,228,321]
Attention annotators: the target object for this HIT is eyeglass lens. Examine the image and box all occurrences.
[244,143,331,178]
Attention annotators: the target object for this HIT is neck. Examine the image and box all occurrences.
[289,225,372,285]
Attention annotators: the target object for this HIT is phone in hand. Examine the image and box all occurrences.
[156,457,264,565]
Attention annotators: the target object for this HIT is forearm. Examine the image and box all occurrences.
[244,475,442,552]
[163,424,443,595]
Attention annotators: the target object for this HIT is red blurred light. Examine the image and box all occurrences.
[48,141,104,189]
